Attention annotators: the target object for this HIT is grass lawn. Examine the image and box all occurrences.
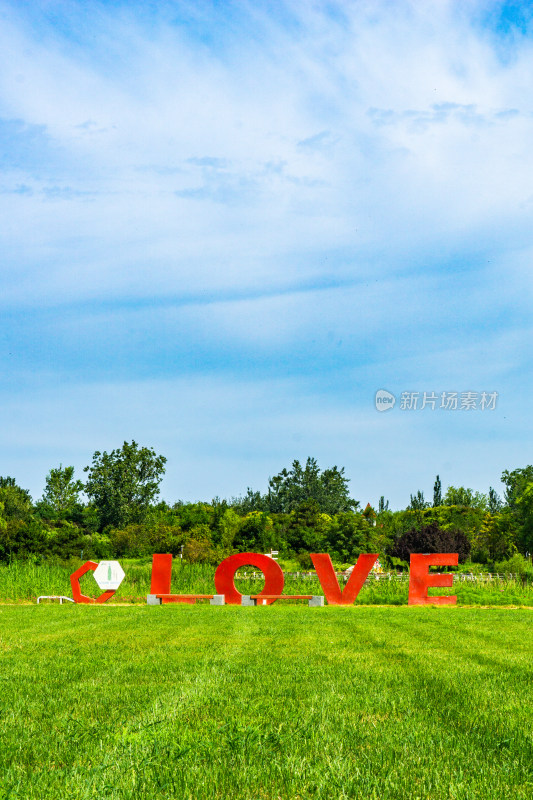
[0,606,531,799]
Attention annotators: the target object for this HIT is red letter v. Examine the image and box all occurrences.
[311,553,378,605]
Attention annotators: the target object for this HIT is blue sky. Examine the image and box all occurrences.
[1,0,533,509]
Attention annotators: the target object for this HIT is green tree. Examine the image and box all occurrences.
[378,496,390,513]
[170,503,213,531]
[0,478,56,561]
[408,490,428,511]
[265,458,357,514]
[84,441,167,530]
[443,486,488,510]
[325,512,375,563]
[0,517,48,562]
[488,486,502,514]
[182,525,218,564]
[45,520,86,559]
[41,465,84,514]
[230,488,264,513]
[501,466,533,509]
[0,477,32,518]
[218,509,242,551]
[285,500,328,553]
[514,484,533,554]
[433,475,442,507]
[472,508,517,563]
[234,511,276,553]
[500,467,533,554]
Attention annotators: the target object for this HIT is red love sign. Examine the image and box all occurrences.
[71,552,459,606]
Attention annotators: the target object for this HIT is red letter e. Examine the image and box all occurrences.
[408,553,458,606]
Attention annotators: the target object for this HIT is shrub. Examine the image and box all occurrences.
[0,518,49,562]
[182,525,217,564]
[494,553,533,580]
[45,521,85,559]
[294,551,313,570]
[108,523,185,558]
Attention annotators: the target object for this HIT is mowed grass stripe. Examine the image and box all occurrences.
[0,606,531,799]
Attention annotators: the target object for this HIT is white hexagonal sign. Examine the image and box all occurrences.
[93,560,125,591]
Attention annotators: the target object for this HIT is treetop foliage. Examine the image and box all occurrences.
[392,522,471,564]
[408,490,428,511]
[501,466,533,508]
[0,477,33,519]
[265,457,358,515]
[1,454,533,567]
[84,441,167,530]
[41,465,84,513]
[443,485,488,510]
[433,475,442,507]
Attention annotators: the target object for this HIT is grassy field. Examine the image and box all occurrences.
[1,559,533,605]
[0,606,531,799]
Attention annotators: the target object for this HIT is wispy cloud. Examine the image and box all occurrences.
[0,0,532,503]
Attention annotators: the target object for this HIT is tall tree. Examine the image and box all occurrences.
[265,458,357,514]
[41,465,84,514]
[488,486,502,514]
[0,477,32,518]
[408,490,428,511]
[433,475,442,507]
[501,466,533,554]
[501,466,533,509]
[84,441,167,530]
[443,486,488,510]
[378,496,390,513]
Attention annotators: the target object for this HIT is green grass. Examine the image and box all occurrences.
[0,606,531,799]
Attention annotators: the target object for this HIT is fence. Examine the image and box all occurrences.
[235,571,521,583]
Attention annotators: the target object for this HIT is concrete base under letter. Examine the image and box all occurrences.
[210,595,225,605]
[308,595,325,607]
[147,595,162,605]
[241,595,255,606]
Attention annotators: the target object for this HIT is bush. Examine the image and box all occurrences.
[0,518,49,562]
[324,512,374,563]
[82,533,112,560]
[234,512,276,553]
[494,553,533,580]
[108,523,185,558]
[294,551,313,570]
[182,526,217,564]
[45,521,85,559]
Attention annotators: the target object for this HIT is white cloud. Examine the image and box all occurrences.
[1,1,532,309]
[1,1,533,502]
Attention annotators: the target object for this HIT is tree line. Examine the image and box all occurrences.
[0,441,532,574]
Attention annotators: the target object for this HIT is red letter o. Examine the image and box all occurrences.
[214,553,284,605]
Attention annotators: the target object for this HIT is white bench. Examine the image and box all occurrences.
[37,596,74,604]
